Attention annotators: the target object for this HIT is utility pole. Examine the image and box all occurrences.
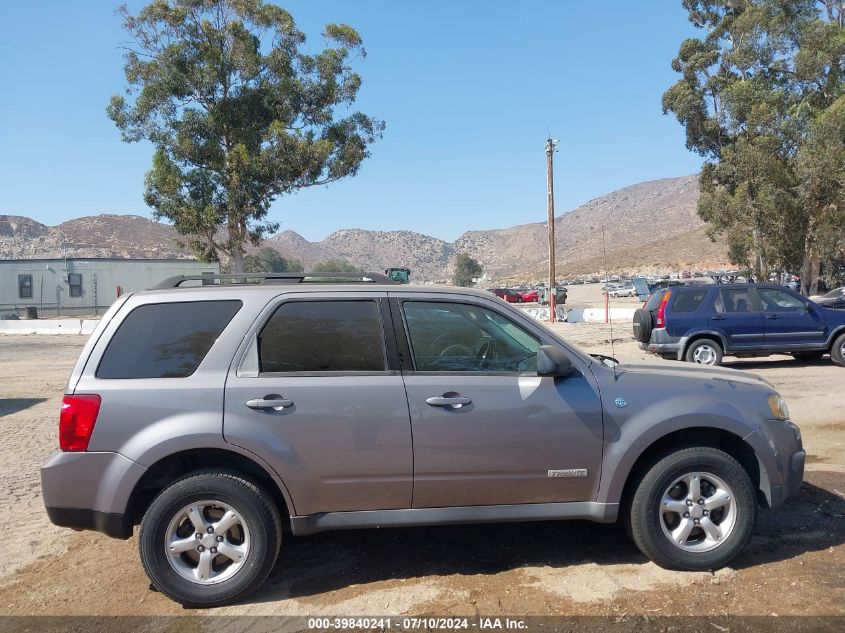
[545,137,559,323]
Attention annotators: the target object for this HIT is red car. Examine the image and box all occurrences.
[487,288,523,303]
[520,289,539,303]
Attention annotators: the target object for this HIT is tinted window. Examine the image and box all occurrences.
[18,274,33,299]
[758,288,805,312]
[403,302,540,372]
[717,289,754,313]
[97,301,242,379]
[68,273,83,298]
[259,301,385,373]
[672,289,708,313]
[645,290,667,311]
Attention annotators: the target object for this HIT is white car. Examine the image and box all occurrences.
[609,285,636,298]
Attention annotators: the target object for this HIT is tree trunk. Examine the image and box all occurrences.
[230,244,245,275]
[800,233,820,296]
[227,214,246,276]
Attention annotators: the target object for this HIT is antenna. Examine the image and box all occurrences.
[601,225,618,379]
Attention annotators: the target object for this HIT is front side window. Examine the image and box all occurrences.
[259,300,386,373]
[18,274,33,299]
[97,300,242,378]
[403,301,540,372]
[68,273,83,297]
[758,288,805,312]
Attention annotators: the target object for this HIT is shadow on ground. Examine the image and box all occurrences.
[246,471,845,604]
[722,356,833,370]
[0,397,47,417]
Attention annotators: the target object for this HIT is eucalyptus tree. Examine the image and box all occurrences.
[664,0,845,291]
[109,0,383,272]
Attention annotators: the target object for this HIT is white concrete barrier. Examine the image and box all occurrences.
[80,320,100,335]
[566,307,636,324]
[518,306,568,322]
[0,319,101,335]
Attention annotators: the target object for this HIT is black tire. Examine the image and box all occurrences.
[139,470,282,608]
[632,308,653,343]
[792,351,824,361]
[628,447,756,571]
[684,338,723,366]
[831,332,845,367]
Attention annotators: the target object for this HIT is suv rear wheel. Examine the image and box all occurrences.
[627,447,756,570]
[685,338,723,366]
[139,470,282,607]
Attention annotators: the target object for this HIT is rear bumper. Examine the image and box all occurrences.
[640,329,687,359]
[45,506,133,539]
[41,451,146,539]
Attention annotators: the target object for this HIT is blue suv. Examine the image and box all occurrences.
[632,283,845,367]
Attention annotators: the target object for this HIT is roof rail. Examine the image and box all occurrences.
[152,271,398,289]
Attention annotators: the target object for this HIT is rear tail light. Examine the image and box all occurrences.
[655,290,672,328]
[59,395,101,451]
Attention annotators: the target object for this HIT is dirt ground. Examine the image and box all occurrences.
[0,319,843,620]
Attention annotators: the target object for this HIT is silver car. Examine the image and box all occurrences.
[42,272,805,607]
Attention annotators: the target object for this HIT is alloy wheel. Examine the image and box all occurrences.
[659,471,737,553]
[164,500,250,585]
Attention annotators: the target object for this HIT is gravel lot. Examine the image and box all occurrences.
[0,319,843,619]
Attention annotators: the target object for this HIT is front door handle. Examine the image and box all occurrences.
[765,314,781,320]
[426,396,472,407]
[246,395,294,410]
[711,315,726,321]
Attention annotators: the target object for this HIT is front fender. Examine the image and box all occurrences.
[596,391,775,505]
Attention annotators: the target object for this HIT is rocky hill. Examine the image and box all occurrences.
[0,175,730,280]
[0,214,187,260]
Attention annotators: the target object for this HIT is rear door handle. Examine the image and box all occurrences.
[765,314,781,320]
[246,396,294,410]
[426,396,472,407]
[711,315,726,320]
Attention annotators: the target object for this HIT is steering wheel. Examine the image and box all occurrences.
[439,344,474,358]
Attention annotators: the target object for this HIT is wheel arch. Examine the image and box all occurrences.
[682,331,727,357]
[126,448,294,530]
[827,325,845,349]
[602,426,771,512]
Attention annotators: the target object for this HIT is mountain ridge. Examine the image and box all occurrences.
[0,174,729,280]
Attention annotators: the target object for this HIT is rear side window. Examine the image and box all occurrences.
[716,289,754,313]
[96,301,242,379]
[672,289,708,313]
[259,301,386,373]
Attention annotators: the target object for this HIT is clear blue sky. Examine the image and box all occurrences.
[0,1,702,242]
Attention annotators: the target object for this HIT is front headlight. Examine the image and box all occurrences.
[767,393,791,420]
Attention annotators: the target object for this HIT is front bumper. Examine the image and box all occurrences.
[41,451,146,539]
[769,449,805,508]
[639,329,686,359]
[746,418,805,508]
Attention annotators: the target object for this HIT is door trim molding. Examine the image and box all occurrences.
[290,501,619,535]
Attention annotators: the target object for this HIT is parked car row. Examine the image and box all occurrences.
[486,286,567,305]
[633,283,845,367]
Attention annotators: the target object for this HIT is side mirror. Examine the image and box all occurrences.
[536,345,574,378]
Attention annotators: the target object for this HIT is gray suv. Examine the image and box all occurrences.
[42,272,805,607]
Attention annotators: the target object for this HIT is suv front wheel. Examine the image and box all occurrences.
[832,332,845,367]
[627,447,756,570]
[139,470,282,607]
